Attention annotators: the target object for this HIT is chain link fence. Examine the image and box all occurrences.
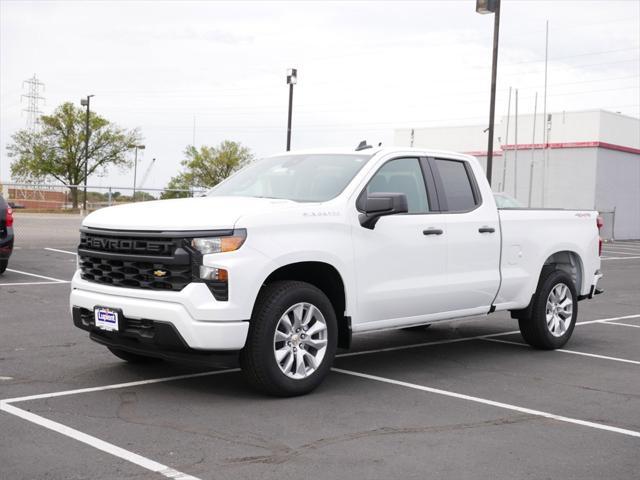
[0,182,206,212]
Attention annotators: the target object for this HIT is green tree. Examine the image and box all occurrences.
[162,140,253,199]
[7,102,141,207]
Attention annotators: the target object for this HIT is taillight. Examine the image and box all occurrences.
[5,207,13,227]
[596,215,603,256]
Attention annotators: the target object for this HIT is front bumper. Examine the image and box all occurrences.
[70,272,249,351]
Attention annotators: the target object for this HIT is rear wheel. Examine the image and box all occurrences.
[107,346,162,363]
[240,281,337,396]
[518,269,578,349]
[0,260,7,275]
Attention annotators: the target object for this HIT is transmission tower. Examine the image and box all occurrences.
[21,74,45,131]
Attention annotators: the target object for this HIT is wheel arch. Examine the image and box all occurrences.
[258,261,351,348]
[511,250,584,320]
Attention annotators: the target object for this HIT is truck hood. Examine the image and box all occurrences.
[82,196,299,231]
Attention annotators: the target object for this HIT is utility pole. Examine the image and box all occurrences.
[21,74,45,132]
[541,20,550,207]
[80,95,94,211]
[286,68,297,151]
[514,89,519,198]
[528,92,538,207]
[476,0,501,185]
[130,144,146,201]
[501,86,512,192]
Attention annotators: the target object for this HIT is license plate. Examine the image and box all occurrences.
[94,307,119,332]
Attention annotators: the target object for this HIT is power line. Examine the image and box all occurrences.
[21,74,45,132]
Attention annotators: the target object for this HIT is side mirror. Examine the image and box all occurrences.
[359,192,408,229]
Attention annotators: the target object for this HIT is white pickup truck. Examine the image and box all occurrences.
[71,146,603,396]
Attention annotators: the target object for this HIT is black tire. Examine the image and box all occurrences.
[518,269,578,349]
[240,280,338,397]
[402,324,432,332]
[107,346,162,363]
[0,260,7,275]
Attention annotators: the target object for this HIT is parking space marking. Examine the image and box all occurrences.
[601,321,640,329]
[339,314,640,358]
[2,369,239,404]
[601,250,640,256]
[601,256,640,261]
[482,338,640,365]
[603,243,640,249]
[6,268,68,283]
[44,247,77,256]
[0,403,201,480]
[332,368,640,438]
[1,369,238,479]
[0,281,70,287]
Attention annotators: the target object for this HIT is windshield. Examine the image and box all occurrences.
[208,153,373,202]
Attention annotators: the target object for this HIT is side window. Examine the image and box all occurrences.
[366,158,430,213]
[434,159,478,211]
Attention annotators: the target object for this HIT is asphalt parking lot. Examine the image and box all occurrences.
[1,214,639,480]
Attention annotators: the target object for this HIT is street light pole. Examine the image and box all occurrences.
[80,95,94,210]
[286,68,297,151]
[477,0,501,186]
[130,144,145,201]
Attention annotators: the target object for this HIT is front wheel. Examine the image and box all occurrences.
[518,269,578,349]
[240,281,338,396]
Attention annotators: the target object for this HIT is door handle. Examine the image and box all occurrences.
[423,228,443,236]
[478,227,495,233]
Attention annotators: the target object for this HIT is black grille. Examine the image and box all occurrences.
[78,229,229,300]
[79,255,192,291]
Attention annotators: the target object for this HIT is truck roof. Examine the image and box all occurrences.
[266,146,477,162]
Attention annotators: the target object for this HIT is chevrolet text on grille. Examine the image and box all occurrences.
[82,236,173,255]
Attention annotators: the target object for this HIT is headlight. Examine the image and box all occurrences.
[191,230,246,255]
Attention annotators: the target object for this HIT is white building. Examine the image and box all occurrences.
[395,110,640,240]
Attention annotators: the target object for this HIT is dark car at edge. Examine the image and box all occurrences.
[0,194,14,274]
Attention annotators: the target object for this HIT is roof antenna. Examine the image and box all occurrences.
[355,140,372,151]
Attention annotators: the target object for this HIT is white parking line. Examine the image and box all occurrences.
[0,403,201,480]
[601,256,640,261]
[332,368,640,438]
[2,314,639,475]
[0,281,70,287]
[482,337,640,365]
[44,247,77,256]
[603,246,640,251]
[3,369,239,404]
[338,315,640,358]
[600,250,640,256]
[601,321,640,329]
[1,369,238,479]
[6,268,68,283]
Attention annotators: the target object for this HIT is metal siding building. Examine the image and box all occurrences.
[395,110,640,240]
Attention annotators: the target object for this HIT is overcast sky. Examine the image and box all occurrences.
[1,0,638,190]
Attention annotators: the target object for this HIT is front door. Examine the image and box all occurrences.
[352,157,448,330]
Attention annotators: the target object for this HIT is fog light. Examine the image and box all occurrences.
[200,266,228,281]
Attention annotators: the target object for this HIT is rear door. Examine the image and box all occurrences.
[428,157,501,311]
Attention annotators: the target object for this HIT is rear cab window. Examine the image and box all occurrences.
[432,158,480,212]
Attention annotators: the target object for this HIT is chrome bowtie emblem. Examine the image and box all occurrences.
[153,270,168,278]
